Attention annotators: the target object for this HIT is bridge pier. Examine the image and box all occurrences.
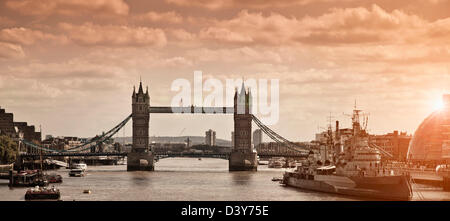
[127,151,154,171]
[229,151,257,171]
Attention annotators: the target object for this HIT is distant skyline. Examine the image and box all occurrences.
[1,0,449,141]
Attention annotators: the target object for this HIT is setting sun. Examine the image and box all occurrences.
[434,99,445,111]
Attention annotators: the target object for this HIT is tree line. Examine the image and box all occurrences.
[0,135,18,164]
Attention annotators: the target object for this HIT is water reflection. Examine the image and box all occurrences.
[230,171,255,185]
[129,171,151,186]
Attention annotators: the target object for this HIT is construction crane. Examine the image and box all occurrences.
[178,127,191,149]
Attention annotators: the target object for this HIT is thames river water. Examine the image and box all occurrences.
[0,158,448,201]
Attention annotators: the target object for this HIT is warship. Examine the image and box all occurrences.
[282,106,413,200]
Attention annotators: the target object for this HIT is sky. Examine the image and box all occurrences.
[0,0,449,141]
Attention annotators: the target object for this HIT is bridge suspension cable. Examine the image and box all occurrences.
[21,114,132,153]
[251,115,309,154]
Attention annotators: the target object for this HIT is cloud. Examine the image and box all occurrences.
[428,0,449,4]
[133,11,183,24]
[302,4,424,30]
[198,10,297,45]
[0,55,132,114]
[167,29,196,42]
[5,0,129,17]
[198,5,429,46]
[1,47,195,82]
[0,42,25,59]
[3,58,124,80]
[0,27,67,45]
[295,4,426,44]
[161,57,194,67]
[0,16,16,27]
[185,47,283,63]
[199,27,253,43]
[426,18,450,43]
[165,0,355,10]
[59,22,167,47]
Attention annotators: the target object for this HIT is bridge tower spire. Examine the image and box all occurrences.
[229,81,257,171]
[128,80,154,171]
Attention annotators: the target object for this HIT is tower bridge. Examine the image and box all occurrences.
[18,80,310,171]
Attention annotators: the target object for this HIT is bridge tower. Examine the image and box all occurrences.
[127,80,154,171]
[229,82,258,171]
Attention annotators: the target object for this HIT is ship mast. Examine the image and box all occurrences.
[352,100,362,136]
[39,125,43,172]
[342,100,364,153]
[325,113,334,163]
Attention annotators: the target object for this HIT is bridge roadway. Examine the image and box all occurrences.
[149,106,234,114]
[19,151,307,159]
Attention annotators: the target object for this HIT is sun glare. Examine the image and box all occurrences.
[434,99,445,111]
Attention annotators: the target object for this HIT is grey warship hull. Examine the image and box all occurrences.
[283,172,413,201]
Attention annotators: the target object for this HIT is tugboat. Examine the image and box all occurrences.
[282,106,413,201]
[25,185,61,201]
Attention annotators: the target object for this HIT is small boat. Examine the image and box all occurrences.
[258,160,269,165]
[268,159,284,168]
[83,189,91,194]
[69,169,86,177]
[286,161,297,168]
[71,163,87,171]
[272,177,283,182]
[25,186,60,201]
[45,173,63,183]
